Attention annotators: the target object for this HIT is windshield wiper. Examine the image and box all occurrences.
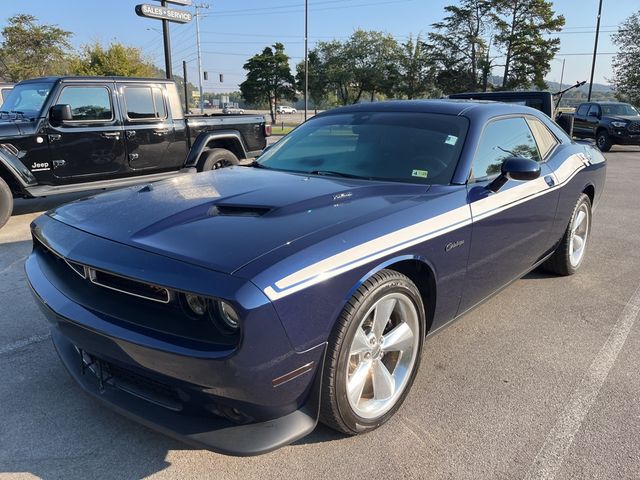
[307,170,367,179]
[246,160,270,169]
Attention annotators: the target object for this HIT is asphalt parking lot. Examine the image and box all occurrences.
[1,147,639,480]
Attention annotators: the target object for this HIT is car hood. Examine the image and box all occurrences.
[49,167,431,274]
[0,118,26,137]
[608,115,640,122]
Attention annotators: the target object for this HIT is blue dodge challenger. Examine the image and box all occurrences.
[26,100,606,455]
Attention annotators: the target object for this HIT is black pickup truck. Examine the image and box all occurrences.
[0,76,270,228]
[572,101,640,152]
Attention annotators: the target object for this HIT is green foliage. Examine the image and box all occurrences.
[494,0,565,90]
[71,42,158,77]
[295,50,331,111]
[0,14,73,81]
[394,35,438,99]
[240,43,297,123]
[303,30,401,106]
[428,0,493,93]
[612,11,640,106]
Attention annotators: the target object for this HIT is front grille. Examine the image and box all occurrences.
[628,122,640,134]
[34,235,170,304]
[88,268,170,304]
[32,233,240,347]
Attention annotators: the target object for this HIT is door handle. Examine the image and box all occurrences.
[126,130,136,139]
[48,134,62,142]
[153,128,169,136]
[101,132,121,139]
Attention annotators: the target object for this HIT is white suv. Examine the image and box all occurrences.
[277,105,297,114]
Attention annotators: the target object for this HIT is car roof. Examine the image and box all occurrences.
[17,76,174,85]
[315,99,541,118]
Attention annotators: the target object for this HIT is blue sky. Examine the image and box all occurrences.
[2,0,637,92]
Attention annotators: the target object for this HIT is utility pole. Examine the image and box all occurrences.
[195,3,209,113]
[161,0,172,78]
[588,0,603,102]
[304,0,309,121]
[182,60,189,113]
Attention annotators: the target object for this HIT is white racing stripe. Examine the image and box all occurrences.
[264,154,587,301]
[523,284,640,480]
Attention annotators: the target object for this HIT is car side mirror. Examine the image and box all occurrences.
[487,157,541,193]
[49,104,73,125]
[588,111,600,119]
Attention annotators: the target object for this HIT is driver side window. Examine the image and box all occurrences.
[472,117,541,181]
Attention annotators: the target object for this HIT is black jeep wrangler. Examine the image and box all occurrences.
[0,76,270,228]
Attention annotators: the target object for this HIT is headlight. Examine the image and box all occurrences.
[611,121,628,128]
[182,293,208,317]
[215,301,240,331]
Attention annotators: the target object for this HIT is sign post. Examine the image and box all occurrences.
[135,0,193,79]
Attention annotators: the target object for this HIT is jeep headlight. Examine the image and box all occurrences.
[611,121,628,128]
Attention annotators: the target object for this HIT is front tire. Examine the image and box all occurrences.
[596,130,612,152]
[0,176,13,229]
[199,148,239,171]
[544,193,592,276]
[320,269,424,435]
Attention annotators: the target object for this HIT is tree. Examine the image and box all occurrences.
[71,42,157,77]
[394,35,437,99]
[295,50,330,112]
[494,0,565,89]
[310,31,399,106]
[240,43,297,123]
[428,0,493,93]
[0,14,72,81]
[611,11,640,106]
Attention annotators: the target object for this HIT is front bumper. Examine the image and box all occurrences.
[26,216,326,456]
[610,131,640,145]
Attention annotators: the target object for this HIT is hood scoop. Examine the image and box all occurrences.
[209,204,272,217]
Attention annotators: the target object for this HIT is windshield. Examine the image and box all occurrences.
[601,103,639,116]
[258,111,468,185]
[0,82,53,118]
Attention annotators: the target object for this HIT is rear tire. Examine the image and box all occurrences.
[320,269,424,435]
[0,176,13,229]
[596,130,612,152]
[199,148,239,171]
[544,193,591,276]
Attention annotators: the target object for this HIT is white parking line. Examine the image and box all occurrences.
[0,333,50,356]
[523,284,640,480]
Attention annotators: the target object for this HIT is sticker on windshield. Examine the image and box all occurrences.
[445,135,458,146]
[412,169,428,178]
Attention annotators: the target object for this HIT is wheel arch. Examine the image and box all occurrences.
[185,130,249,168]
[345,255,437,335]
[582,183,595,206]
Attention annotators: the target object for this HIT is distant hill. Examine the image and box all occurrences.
[487,75,612,93]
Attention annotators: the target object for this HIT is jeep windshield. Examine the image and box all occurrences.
[257,112,468,185]
[0,82,54,119]
[601,103,639,116]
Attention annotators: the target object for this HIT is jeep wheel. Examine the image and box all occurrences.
[200,148,239,171]
[596,130,612,152]
[0,176,14,229]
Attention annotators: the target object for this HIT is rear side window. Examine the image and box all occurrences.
[472,117,541,181]
[124,86,167,120]
[527,117,559,159]
[576,104,589,116]
[57,86,113,121]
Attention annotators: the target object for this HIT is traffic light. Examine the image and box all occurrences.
[203,71,208,81]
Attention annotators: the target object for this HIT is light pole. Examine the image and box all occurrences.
[161,0,172,79]
[304,0,309,121]
[587,0,603,102]
[195,3,209,113]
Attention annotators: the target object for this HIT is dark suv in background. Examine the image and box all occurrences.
[573,101,640,151]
